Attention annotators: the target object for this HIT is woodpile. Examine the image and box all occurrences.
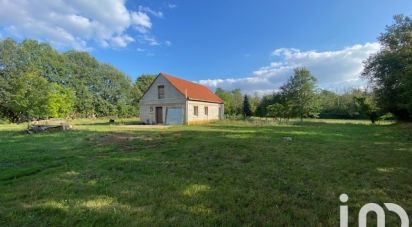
[26,119,72,134]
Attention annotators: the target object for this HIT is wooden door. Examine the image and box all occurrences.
[156,107,163,124]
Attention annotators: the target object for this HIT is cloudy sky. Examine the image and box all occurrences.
[0,0,411,93]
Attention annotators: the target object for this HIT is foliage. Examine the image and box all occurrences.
[362,15,412,120]
[255,68,319,119]
[3,71,75,121]
[249,93,261,115]
[132,74,157,109]
[281,68,318,120]
[133,74,157,98]
[242,95,252,117]
[47,83,75,118]
[215,88,243,116]
[7,72,51,121]
[0,38,136,121]
[266,103,287,120]
[255,93,283,117]
[64,51,135,117]
[379,112,396,121]
[353,95,380,124]
[232,88,243,115]
[215,79,381,122]
[216,88,232,115]
[317,89,372,119]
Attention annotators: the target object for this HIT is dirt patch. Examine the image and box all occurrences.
[91,133,158,152]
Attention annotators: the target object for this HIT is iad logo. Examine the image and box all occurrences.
[340,194,409,227]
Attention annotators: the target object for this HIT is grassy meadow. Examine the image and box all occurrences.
[0,119,411,226]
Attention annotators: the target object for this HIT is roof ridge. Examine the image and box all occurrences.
[159,72,223,104]
[160,72,205,87]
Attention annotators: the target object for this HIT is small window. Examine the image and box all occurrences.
[194,106,198,116]
[150,107,153,112]
[158,85,164,99]
[204,106,208,115]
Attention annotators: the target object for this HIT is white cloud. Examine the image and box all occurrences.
[131,11,152,32]
[138,6,163,18]
[168,3,177,9]
[139,34,160,46]
[199,42,381,94]
[0,0,161,49]
[110,34,134,48]
[164,40,172,46]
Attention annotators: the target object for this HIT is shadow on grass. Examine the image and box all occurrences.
[0,121,411,226]
[76,120,143,126]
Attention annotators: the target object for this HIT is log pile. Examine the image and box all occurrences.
[26,119,72,134]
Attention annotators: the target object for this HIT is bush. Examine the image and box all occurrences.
[0,117,9,124]
[380,113,396,121]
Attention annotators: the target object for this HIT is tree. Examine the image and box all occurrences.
[363,15,412,120]
[0,39,25,121]
[134,74,157,97]
[255,93,283,117]
[47,83,75,118]
[132,74,156,106]
[242,95,252,117]
[282,68,318,121]
[19,40,66,83]
[63,50,135,117]
[353,94,380,124]
[266,103,287,120]
[7,72,50,122]
[0,38,137,120]
[215,88,236,116]
[232,89,243,115]
[249,93,261,115]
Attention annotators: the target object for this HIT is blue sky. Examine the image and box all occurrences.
[0,0,411,93]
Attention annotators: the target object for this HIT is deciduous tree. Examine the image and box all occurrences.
[282,68,318,121]
[363,15,412,120]
[8,72,50,121]
[47,83,75,118]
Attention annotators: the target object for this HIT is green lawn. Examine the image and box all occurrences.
[0,119,411,226]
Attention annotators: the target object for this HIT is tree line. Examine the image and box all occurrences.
[0,38,156,123]
[216,15,412,122]
[215,68,381,122]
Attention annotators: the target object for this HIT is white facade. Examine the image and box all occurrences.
[139,74,224,125]
[186,100,223,124]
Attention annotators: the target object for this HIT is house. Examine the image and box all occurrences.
[139,72,224,125]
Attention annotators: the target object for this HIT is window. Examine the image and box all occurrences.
[150,107,153,112]
[194,106,198,116]
[158,85,164,99]
[204,106,208,116]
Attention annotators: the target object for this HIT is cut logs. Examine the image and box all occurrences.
[26,121,72,134]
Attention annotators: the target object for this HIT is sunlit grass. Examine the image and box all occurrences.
[0,118,411,226]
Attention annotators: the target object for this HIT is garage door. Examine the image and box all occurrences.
[166,107,183,125]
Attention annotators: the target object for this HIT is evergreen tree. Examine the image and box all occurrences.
[242,95,252,117]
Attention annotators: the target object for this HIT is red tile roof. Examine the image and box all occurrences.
[161,72,224,104]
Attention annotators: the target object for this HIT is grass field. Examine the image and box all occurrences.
[0,119,411,226]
